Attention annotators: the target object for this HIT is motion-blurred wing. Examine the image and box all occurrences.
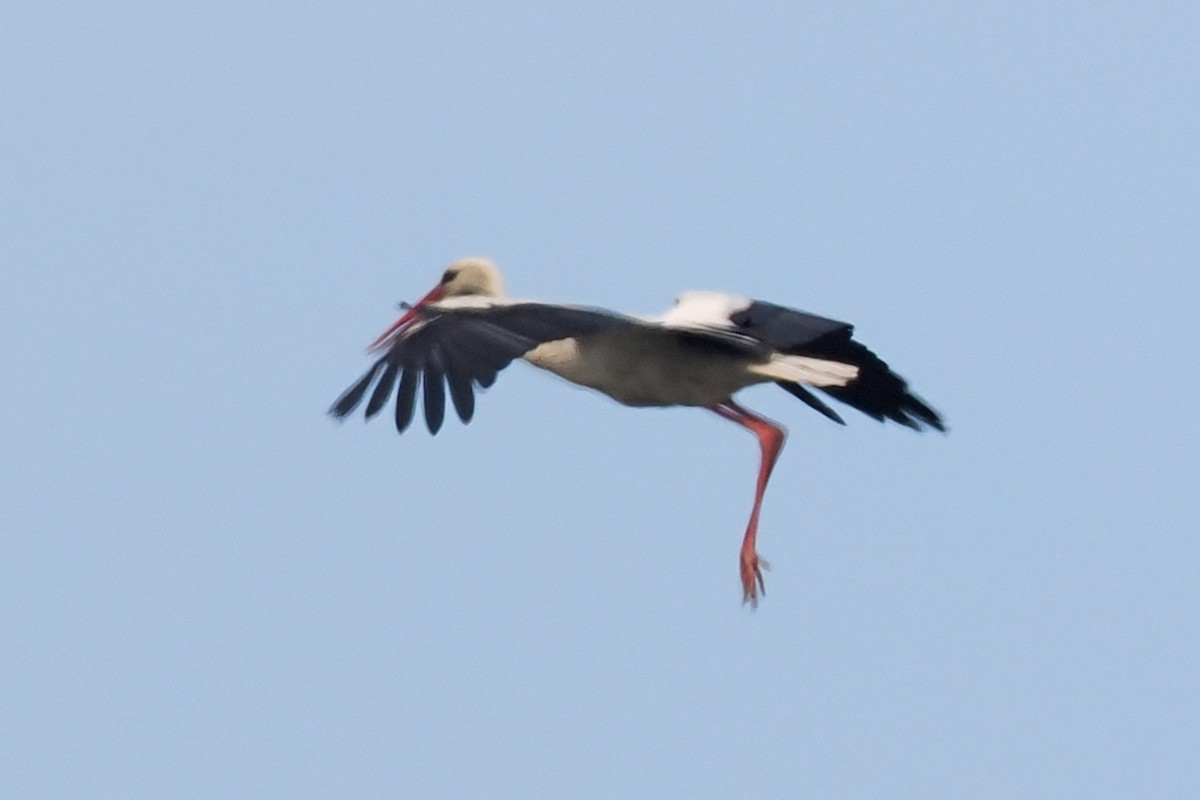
[329,300,633,434]
[730,299,945,431]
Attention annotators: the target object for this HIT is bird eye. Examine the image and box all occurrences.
[442,269,459,284]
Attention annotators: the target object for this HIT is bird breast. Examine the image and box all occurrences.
[523,330,762,408]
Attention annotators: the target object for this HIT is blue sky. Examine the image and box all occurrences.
[3,3,1198,797]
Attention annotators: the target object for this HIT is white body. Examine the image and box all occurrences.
[525,329,856,407]
[418,283,859,408]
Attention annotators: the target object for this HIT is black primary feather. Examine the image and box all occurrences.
[394,366,420,433]
[364,361,399,420]
[422,359,446,434]
[329,359,387,419]
[731,300,945,431]
[331,300,635,434]
[776,381,845,425]
[801,335,945,432]
[439,336,477,423]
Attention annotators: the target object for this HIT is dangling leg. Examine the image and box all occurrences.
[708,400,788,607]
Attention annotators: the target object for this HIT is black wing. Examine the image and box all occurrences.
[730,300,945,431]
[329,301,632,434]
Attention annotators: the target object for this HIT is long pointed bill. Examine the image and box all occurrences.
[366,284,445,354]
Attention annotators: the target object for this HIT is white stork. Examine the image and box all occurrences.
[331,257,944,605]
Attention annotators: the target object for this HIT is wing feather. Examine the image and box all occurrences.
[422,356,446,434]
[331,299,634,435]
[731,300,944,431]
[365,361,399,420]
[394,366,419,433]
[776,381,846,425]
[439,334,477,423]
[329,359,387,419]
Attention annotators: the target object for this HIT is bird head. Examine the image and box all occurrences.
[367,257,506,353]
[438,257,506,298]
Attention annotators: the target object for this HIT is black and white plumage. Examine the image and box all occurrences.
[331,257,944,604]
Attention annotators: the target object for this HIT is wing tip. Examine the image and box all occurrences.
[776,381,847,425]
[329,360,388,420]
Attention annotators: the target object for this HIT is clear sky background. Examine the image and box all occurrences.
[3,3,1198,798]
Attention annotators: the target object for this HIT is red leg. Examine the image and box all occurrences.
[708,400,787,607]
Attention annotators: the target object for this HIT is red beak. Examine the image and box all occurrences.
[366,284,445,353]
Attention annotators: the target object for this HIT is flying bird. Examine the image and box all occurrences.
[331,257,944,605]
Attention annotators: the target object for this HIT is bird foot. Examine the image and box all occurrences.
[740,553,770,608]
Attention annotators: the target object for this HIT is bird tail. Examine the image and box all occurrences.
[788,338,945,431]
[750,354,859,387]
[749,332,945,431]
